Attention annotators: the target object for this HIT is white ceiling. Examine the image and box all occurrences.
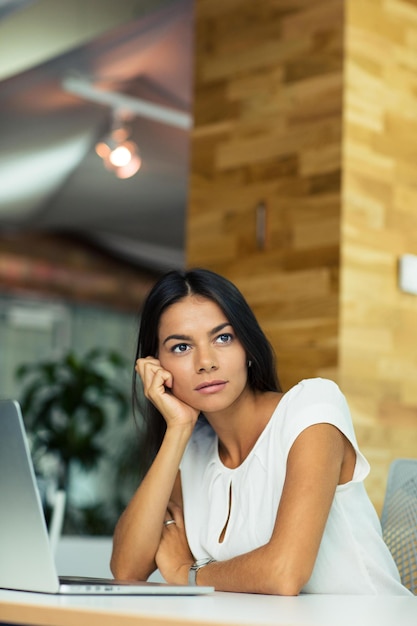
[0,0,194,271]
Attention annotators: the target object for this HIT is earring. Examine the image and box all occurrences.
[248,360,252,367]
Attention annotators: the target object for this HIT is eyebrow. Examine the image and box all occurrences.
[162,322,232,346]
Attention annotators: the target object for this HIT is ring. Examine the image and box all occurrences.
[164,519,176,526]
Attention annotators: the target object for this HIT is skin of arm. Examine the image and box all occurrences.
[110,433,191,581]
[158,422,356,595]
[110,357,198,581]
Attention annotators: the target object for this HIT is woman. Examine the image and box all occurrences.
[111,268,410,595]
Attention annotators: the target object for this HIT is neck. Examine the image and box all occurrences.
[204,390,282,469]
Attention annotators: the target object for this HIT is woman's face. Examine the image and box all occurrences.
[157,295,249,414]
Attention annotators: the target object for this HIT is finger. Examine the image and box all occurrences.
[163,509,177,531]
[135,356,160,378]
[147,367,173,397]
[162,519,177,529]
[137,358,168,386]
[136,359,173,399]
[166,501,184,529]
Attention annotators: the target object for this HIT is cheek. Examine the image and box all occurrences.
[159,356,190,389]
[169,371,196,405]
[237,364,249,386]
[231,350,248,375]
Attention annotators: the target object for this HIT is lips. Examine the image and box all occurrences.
[194,380,227,393]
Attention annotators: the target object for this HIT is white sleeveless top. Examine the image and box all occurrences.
[180,378,410,595]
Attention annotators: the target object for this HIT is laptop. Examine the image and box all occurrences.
[0,399,214,596]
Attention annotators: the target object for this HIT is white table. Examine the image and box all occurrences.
[0,589,416,626]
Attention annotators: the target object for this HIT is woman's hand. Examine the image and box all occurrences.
[136,357,199,430]
[156,501,194,585]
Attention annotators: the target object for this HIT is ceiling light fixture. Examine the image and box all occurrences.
[62,76,192,130]
[62,75,192,180]
[95,114,141,179]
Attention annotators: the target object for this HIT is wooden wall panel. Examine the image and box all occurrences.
[187,0,344,391]
[341,0,417,512]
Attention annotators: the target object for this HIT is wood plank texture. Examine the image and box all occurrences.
[187,0,344,391]
[340,0,417,512]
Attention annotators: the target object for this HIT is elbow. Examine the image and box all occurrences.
[265,560,311,596]
[266,576,303,597]
[110,550,154,582]
[110,531,137,580]
[110,554,125,580]
[110,561,138,582]
[110,552,134,581]
[273,578,303,596]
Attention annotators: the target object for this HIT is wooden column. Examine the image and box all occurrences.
[340,0,417,511]
[187,0,344,391]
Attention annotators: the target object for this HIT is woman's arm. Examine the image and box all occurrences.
[160,423,355,595]
[110,357,198,581]
[110,432,190,581]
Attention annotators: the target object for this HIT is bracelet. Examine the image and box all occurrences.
[188,558,215,585]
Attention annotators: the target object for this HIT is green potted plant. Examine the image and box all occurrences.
[15,347,134,534]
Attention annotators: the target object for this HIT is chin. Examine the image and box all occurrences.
[195,398,233,415]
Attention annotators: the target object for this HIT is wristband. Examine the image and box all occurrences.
[188,558,215,585]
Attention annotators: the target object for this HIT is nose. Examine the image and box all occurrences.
[195,347,218,373]
[198,362,217,373]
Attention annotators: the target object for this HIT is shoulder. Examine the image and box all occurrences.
[280,378,370,482]
[278,378,353,451]
[283,378,347,411]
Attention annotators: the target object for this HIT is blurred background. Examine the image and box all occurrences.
[0,0,194,535]
[0,0,193,270]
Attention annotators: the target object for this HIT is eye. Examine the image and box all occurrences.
[171,343,190,353]
[216,333,233,344]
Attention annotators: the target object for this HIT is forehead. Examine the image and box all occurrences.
[159,295,227,333]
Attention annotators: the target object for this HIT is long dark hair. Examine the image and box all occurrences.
[133,268,281,473]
